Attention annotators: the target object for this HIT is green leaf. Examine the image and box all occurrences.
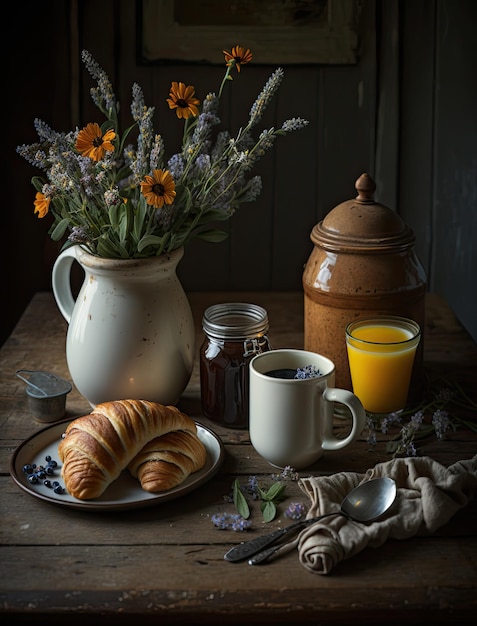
[118,210,131,244]
[261,500,277,522]
[137,234,165,252]
[50,218,70,241]
[233,478,250,519]
[196,229,229,243]
[100,120,116,135]
[31,176,46,192]
[132,198,147,241]
[263,482,287,502]
[95,237,129,259]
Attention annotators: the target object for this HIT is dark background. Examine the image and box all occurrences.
[4,0,477,347]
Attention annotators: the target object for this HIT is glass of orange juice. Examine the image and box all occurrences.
[345,316,421,414]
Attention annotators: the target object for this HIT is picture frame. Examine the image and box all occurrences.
[141,0,360,65]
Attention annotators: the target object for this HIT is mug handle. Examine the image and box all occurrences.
[51,246,80,324]
[320,387,366,450]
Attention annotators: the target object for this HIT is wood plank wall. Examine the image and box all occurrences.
[5,0,477,348]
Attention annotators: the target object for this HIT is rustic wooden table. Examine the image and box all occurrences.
[1,291,476,625]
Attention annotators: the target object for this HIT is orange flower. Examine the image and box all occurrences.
[76,122,116,161]
[33,191,51,218]
[140,169,176,208]
[223,45,253,72]
[167,82,200,119]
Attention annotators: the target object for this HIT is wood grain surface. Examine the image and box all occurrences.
[0,291,476,625]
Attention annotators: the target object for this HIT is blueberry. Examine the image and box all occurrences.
[24,457,63,492]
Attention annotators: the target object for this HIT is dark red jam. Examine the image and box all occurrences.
[200,303,271,429]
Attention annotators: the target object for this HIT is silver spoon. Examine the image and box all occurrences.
[224,476,397,564]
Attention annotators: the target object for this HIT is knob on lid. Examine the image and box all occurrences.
[311,173,415,252]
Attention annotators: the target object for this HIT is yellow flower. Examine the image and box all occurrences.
[76,122,116,161]
[223,45,253,72]
[166,82,200,119]
[140,169,176,208]
[33,191,50,218]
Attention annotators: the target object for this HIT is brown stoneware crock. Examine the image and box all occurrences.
[303,173,427,404]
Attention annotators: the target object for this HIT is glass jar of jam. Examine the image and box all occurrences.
[200,303,271,429]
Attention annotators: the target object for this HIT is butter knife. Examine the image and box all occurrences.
[223,512,336,562]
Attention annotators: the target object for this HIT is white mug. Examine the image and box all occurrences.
[249,349,365,469]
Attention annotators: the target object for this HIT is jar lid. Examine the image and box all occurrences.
[311,173,415,252]
[202,303,269,340]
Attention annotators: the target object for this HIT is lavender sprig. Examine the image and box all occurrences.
[366,375,474,457]
[284,502,308,521]
[295,365,321,379]
[211,512,252,531]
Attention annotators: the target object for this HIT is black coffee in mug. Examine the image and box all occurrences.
[264,368,297,379]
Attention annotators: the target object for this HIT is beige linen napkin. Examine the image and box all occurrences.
[294,454,477,575]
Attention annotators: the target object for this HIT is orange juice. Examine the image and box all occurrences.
[346,317,421,414]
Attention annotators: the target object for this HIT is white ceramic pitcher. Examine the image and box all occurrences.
[52,245,195,407]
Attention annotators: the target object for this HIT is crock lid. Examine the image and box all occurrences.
[311,173,415,252]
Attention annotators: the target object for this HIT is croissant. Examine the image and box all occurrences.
[127,429,207,492]
[58,399,203,500]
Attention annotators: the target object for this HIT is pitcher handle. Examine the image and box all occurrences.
[321,387,366,451]
[51,246,80,324]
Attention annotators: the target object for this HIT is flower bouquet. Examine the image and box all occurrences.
[17,46,309,260]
